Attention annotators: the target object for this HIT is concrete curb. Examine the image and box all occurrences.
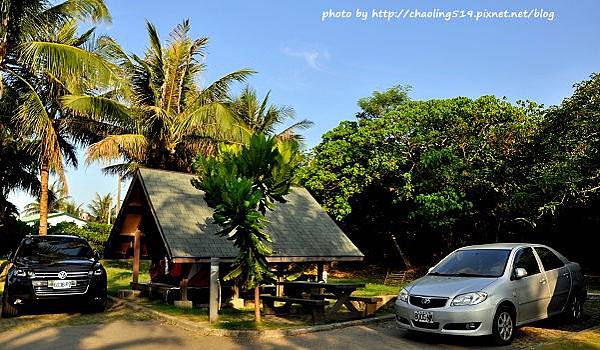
[108,295,395,338]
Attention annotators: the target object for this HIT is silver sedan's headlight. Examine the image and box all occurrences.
[451,292,487,306]
[398,288,409,302]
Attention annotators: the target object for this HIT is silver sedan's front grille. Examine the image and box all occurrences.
[409,295,448,309]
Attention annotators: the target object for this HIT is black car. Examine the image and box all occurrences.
[2,235,107,317]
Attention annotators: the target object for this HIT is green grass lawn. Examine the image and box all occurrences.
[329,277,402,297]
[101,261,399,330]
[103,259,151,295]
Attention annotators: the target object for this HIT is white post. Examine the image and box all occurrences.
[209,258,220,323]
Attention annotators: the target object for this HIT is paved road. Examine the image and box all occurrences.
[0,319,509,350]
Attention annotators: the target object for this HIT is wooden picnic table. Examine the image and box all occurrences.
[281,281,366,315]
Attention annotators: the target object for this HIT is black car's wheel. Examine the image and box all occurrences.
[491,305,515,345]
[85,296,107,313]
[1,290,19,318]
[565,293,584,322]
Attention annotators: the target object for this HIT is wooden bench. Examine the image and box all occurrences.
[130,282,208,304]
[313,294,391,317]
[260,295,329,323]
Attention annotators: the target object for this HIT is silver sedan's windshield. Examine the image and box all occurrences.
[429,249,511,277]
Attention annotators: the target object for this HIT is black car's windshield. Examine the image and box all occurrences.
[16,236,94,260]
[429,249,511,277]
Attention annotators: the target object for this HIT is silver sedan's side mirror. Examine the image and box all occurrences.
[514,267,528,279]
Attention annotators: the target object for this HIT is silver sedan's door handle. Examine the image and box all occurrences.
[540,278,547,284]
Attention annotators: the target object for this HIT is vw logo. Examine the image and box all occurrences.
[58,271,68,280]
[422,298,431,305]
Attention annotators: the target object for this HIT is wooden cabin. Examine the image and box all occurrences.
[105,168,364,305]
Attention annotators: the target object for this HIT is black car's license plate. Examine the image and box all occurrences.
[413,311,433,323]
[49,280,76,289]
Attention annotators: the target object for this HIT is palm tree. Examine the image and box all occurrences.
[88,192,114,224]
[230,86,313,142]
[1,0,112,95]
[3,1,114,235]
[62,20,254,176]
[62,200,84,218]
[23,181,68,216]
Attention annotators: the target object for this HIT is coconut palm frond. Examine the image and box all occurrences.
[41,0,111,24]
[86,134,147,164]
[194,69,256,105]
[61,94,131,125]
[19,40,117,85]
[16,91,63,168]
[100,162,139,178]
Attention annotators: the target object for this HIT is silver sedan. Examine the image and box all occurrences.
[394,243,586,345]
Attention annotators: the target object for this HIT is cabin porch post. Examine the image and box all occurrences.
[317,263,324,282]
[132,229,141,283]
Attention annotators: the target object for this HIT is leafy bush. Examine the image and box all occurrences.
[48,221,112,255]
[0,218,34,257]
[3,220,111,256]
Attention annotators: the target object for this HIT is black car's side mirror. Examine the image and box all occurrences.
[94,251,101,261]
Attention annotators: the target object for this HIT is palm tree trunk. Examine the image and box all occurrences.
[38,160,50,236]
[254,286,261,323]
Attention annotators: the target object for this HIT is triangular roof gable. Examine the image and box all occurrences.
[116,168,363,262]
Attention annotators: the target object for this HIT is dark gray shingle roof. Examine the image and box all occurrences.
[139,168,363,260]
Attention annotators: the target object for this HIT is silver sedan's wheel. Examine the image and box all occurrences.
[497,311,513,341]
[492,306,515,345]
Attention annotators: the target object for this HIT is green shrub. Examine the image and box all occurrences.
[49,221,111,255]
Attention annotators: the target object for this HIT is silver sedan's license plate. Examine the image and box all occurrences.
[49,280,76,289]
[414,311,433,323]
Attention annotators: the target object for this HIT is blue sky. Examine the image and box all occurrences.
[10,0,600,213]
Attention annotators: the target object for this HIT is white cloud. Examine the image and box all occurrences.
[282,47,330,70]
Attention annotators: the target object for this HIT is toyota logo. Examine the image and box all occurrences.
[422,298,431,305]
[58,271,68,280]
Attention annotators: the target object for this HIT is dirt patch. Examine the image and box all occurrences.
[512,300,600,348]
[0,299,154,334]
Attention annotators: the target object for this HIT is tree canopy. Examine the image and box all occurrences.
[299,78,599,267]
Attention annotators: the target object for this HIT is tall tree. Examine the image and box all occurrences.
[299,91,543,266]
[231,86,313,142]
[23,181,66,216]
[88,192,115,224]
[2,0,113,235]
[192,134,300,322]
[0,0,111,95]
[62,20,254,176]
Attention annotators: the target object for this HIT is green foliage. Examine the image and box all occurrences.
[357,84,412,119]
[0,218,32,256]
[231,86,314,143]
[0,88,40,222]
[299,92,546,263]
[531,73,600,215]
[192,134,300,289]
[88,192,116,224]
[47,221,112,255]
[62,20,254,176]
